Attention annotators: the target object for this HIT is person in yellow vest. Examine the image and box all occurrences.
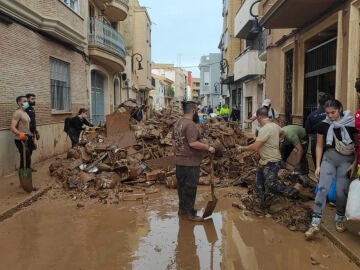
[220,104,230,122]
[216,105,221,115]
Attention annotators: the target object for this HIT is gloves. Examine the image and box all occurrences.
[235,145,242,153]
[19,133,27,141]
[208,146,215,153]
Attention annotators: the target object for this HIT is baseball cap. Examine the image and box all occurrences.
[262,99,271,107]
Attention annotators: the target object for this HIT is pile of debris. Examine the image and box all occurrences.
[49,101,258,200]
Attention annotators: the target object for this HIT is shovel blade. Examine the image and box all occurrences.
[18,168,33,193]
[202,198,218,219]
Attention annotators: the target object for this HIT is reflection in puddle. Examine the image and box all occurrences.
[132,212,223,270]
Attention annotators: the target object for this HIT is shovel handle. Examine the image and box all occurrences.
[210,154,214,185]
[21,141,26,171]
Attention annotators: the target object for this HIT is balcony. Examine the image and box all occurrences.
[235,0,259,39]
[88,18,126,73]
[104,0,129,22]
[234,48,265,81]
[260,0,340,28]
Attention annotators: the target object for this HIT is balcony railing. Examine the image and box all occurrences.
[114,0,129,4]
[88,18,125,58]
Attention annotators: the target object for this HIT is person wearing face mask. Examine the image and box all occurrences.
[236,107,299,211]
[172,101,215,221]
[25,93,39,171]
[10,96,33,184]
[68,108,94,147]
[305,99,357,240]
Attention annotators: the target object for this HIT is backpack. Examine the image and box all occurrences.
[64,117,73,134]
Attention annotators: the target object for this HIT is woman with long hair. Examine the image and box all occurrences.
[305,99,357,240]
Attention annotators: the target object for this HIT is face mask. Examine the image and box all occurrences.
[22,102,29,110]
[193,112,199,123]
[280,138,285,143]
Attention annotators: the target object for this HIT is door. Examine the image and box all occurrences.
[284,49,293,125]
[91,70,105,125]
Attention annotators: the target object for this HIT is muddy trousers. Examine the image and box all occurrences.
[313,149,354,217]
[14,139,31,169]
[176,165,200,215]
[255,161,297,203]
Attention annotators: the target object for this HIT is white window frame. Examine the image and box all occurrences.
[62,0,80,14]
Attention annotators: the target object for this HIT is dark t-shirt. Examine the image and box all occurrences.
[317,122,357,148]
[305,107,326,140]
[172,118,203,166]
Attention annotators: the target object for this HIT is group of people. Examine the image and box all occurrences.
[173,79,360,241]
[10,94,39,177]
[10,92,93,191]
[201,104,241,122]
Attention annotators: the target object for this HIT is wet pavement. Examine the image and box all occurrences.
[0,183,359,270]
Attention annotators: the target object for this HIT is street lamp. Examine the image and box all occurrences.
[131,53,144,71]
[249,0,261,35]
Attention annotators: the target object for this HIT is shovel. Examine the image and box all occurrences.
[18,141,33,193]
[202,155,218,219]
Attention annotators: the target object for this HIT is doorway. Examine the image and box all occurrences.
[91,70,105,125]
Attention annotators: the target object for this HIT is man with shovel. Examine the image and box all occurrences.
[237,107,298,209]
[10,96,34,192]
[173,101,215,221]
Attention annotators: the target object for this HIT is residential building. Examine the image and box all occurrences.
[219,0,242,110]
[259,0,360,125]
[88,0,129,124]
[120,0,152,106]
[233,0,266,124]
[192,77,201,103]
[152,63,188,101]
[149,74,174,110]
[199,53,222,107]
[0,0,90,175]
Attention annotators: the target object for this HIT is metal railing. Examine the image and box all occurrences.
[114,0,129,5]
[88,18,126,58]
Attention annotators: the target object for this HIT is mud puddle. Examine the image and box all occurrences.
[0,186,357,270]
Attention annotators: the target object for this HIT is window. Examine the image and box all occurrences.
[50,57,71,112]
[63,0,79,13]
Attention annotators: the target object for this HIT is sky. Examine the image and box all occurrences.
[139,0,223,77]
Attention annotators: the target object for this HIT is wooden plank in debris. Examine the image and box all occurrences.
[105,110,131,136]
[145,156,175,170]
[107,130,137,148]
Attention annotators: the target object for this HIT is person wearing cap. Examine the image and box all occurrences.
[172,101,215,221]
[246,98,281,136]
[305,92,333,167]
[279,125,309,175]
[10,96,33,180]
[68,108,93,147]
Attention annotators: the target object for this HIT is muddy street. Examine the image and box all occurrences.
[0,180,358,270]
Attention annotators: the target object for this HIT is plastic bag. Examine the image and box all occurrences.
[345,179,360,220]
[314,178,336,203]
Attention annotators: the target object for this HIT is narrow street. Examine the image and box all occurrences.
[0,160,358,270]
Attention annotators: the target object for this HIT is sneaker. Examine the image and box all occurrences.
[305,225,320,240]
[335,221,346,233]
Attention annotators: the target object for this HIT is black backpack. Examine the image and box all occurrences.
[64,117,73,134]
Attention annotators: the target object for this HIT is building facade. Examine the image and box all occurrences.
[219,0,243,110]
[149,74,174,110]
[191,77,201,103]
[233,0,266,123]
[259,0,360,125]
[199,53,222,107]
[152,63,188,101]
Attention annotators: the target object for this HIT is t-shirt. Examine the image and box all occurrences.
[281,125,307,146]
[317,122,357,149]
[305,107,326,140]
[256,122,282,165]
[12,109,31,140]
[172,118,203,166]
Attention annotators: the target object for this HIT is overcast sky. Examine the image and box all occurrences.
[139,1,223,77]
